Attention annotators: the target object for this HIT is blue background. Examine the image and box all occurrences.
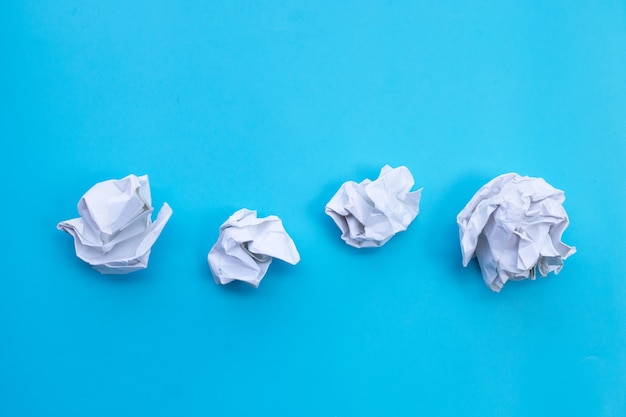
[1,1,625,416]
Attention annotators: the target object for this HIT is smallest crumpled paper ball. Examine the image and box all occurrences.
[457,173,576,292]
[325,165,422,248]
[57,174,172,274]
[207,208,300,288]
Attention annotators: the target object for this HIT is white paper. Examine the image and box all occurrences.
[325,165,422,248]
[57,174,172,274]
[457,173,576,292]
[208,208,300,287]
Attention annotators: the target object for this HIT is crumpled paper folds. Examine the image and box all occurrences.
[57,174,172,274]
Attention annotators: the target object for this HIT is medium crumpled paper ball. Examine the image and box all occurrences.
[208,208,300,287]
[57,174,172,274]
[457,173,576,292]
[325,165,422,248]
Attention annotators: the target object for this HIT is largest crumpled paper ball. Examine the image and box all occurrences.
[325,165,422,248]
[457,173,576,292]
[57,174,172,274]
[208,208,300,287]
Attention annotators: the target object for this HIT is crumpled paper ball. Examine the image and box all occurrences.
[57,174,172,274]
[457,173,576,292]
[208,208,300,287]
[325,165,422,248]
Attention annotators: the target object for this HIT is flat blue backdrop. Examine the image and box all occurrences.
[1,1,625,416]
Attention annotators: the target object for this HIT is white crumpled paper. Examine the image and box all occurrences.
[325,165,422,248]
[457,173,576,292]
[208,208,300,287]
[57,174,172,274]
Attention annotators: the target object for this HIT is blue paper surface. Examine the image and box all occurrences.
[1,1,625,416]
